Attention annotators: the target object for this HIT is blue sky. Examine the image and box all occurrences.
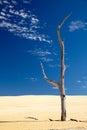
[0,0,87,95]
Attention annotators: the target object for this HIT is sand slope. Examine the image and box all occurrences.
[0,95,87,130]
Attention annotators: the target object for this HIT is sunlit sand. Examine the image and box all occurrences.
[0,95,87,130]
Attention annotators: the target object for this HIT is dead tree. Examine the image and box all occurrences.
[40,14,71,121]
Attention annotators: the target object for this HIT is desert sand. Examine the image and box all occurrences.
[0,95,87,130]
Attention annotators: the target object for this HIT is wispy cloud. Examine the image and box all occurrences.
[0,0,52,43]
[69,20,87,32]
[82,85,87,89]
[40,57,53,62]
[23,0,31,4]
[76,76,87,89]
[30,77,38,82]
[0,15,7,20]
[27,48,51,57]
[77,80,82,83]
[11,0,17,5]
[27,48,53,62]
[52,87,58,90]
[48,64,59,68]
[25,77,38,82]
[52,86,67,91]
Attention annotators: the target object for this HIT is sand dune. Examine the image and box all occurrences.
[0,95,87,130]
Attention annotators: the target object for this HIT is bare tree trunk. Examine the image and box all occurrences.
[57,28,66,121]
[60,41,66,121]
[57,13,71,120]
[40,13,71,121]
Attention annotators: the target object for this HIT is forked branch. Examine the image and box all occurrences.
[40,62,60,89]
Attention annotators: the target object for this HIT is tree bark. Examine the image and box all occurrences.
[57,13,71,120]
[40,13,71,121]
[60,41,66,121]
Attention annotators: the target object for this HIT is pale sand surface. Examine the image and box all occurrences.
[0,95,87,130]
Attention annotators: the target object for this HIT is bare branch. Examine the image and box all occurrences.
[58,13,72,30]
[40,62,47,79]
[57,13,72,46]
[40,62,60,89]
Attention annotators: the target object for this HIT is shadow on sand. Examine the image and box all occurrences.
[0,117,87,124]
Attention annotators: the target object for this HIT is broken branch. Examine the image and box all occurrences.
[40,62,60,89]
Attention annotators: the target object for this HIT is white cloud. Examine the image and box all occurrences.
[83,76,87,80]
[27,48,51,57]
[0,15,7,20]
[52,86,68,91]
[69,20,87,32]
[11,0,17,5]
[0,21,28,34]
[52,87,58,90]
[9,9,29,19]
[23,0,31,4]
[3,0,10,4]
[40,57,53,62]
[48,64,58,68]
[0,21,11,27]
[40,38,52,44]
[0,0,52,43]
[27,48,53,62]
[77,80,82,83]
[76,77,87,89]
[82,85,87,89]
[25,77,37,82]
[8,5,14,9]
[1,11,6,16]
[6,14,12,18]
[30,77,37,82]
[19,12,28,19]
[31,17,39,24]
